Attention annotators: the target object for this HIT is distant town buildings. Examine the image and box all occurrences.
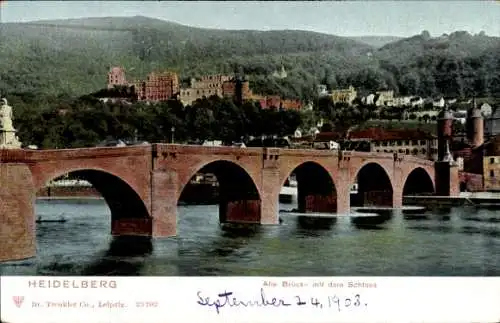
[330,86,357,105]
[180,74,230,106]
[133,71,179,102]
[107,67,179,102]
[317,84,328,97]
[483,155,500,191]
[374,90,394,107]
[107,67,127,89]
[106,67,303,110]
[314,128,438,161]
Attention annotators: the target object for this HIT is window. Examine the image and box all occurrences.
[420,140,426,145]
[397,140,402,146]
[490,170,495,178]
[421,148,427,154]
[490,157,496,164]
[405,149,410,154]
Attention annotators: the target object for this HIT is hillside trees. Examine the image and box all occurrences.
[10,93,308,148]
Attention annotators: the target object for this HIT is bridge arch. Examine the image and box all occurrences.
[178,159,262,224]
[281,161,337,213]
[352,162,394,207]
[36,168,151,235]
[402,167,435,196]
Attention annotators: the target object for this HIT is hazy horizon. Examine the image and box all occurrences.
[1,1,499,37]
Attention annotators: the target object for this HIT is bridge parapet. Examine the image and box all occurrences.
[1,146,152,163]
[0,148,31,163]
[278,148,338,157]
[154,144,263,157]
[349,151,395,160]
[403,155,435,167]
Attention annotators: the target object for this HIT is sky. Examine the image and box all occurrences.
[1,1,499,37]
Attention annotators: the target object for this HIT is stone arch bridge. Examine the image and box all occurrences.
[0,144,459,261]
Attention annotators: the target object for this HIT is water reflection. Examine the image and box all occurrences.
[353,224,387,230]
[351,211,392,227]
[434,207,453,214]
[404,214,430,221]
[203,224,262,258]
[407,225,454,234]
[296,216,337,230]
[175,224,265,276]
[83,236,153,276]
[463,216,500,224]
[2,201,500,276]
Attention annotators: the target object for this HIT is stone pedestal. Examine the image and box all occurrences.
[0,129,22,149]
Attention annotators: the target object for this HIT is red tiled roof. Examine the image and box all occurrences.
[314,132,343,141]
[314,128,435,142]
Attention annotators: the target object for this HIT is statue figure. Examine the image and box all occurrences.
[0,97,14,131]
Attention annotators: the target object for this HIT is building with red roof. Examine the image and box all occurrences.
[313,128,438,160]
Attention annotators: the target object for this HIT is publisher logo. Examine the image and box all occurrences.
[12,296,24,308]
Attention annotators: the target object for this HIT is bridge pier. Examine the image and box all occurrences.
[0,163,36,262]
[150,170,177,237]
[435,162,460,196]
[111,218,153,236]
[336,182,351,214]
[392,189,403,208]
[260,166,280,224]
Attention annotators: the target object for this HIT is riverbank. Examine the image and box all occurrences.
[404,192,500,208]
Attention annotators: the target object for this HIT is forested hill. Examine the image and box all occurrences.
[350,36,403,48]
[1,16,499,100]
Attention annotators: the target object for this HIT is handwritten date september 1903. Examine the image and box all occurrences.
[197,288,367,314]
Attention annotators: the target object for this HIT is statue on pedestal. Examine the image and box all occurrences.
[0,97,22,149]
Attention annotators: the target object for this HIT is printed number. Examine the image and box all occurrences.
[136,301,158,308]
[344,298,351,307]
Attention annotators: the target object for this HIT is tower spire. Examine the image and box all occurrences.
[442,140,454,164]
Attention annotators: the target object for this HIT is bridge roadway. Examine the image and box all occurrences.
[0,144,459,262]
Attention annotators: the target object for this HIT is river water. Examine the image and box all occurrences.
[1,199,499,276]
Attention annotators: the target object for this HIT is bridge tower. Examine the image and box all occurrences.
[437,104,454,161]
[435,104,460,196]
[467,98,484,148]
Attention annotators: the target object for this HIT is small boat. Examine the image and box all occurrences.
[36,215,67,223]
